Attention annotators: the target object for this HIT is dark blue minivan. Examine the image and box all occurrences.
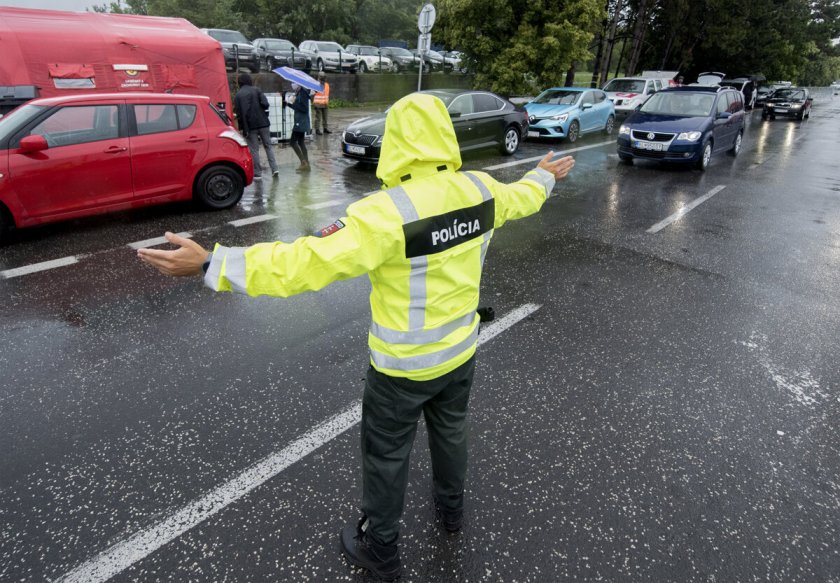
[616,86,744,171]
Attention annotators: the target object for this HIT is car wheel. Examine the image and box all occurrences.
[392,62,401,73]
[268,57,277,70]
[0,210,10,246]
[566,120,579,143]
[603,115,615,135]
[359,62,368,73]
[696,140,712,171]
[194,165,244,210]
[618,154,633,165]
[317,59,325,72]
[728,131,742,157]
[500,126,520,155]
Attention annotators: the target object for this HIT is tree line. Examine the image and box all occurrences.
[95,0,840,94]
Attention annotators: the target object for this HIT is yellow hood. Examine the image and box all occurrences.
[376,93,462,188]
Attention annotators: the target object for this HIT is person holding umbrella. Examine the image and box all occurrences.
[287,82,312,172]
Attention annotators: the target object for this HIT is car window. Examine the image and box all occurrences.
[725,91,742,113]
[603,79,646,93]
[581,92,595,105]
[134,104,179,135]
[716,94,728,115]
[594,90,606,103]
[316,42,342,52]
[265,40,294,51]
[473,93,501,113]
[533,89,580,105]
[208,30,249,44]
[27,105,119,148]
[449,95,474,115]
[176,104,197,129]
[654,80,663,91]
[0,104,44,144]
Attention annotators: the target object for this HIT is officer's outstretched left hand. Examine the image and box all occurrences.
[538,152,575,181]
[137,232,209,277]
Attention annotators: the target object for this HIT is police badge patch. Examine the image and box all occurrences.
[314,219,345,237]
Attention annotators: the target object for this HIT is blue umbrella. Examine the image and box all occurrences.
[272,66,323,92]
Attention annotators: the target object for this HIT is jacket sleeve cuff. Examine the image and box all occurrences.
[525,166,556,198]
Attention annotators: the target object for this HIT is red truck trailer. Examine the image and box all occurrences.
[0,7,231,117]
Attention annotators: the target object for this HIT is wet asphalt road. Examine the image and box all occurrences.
[1,98,839,583]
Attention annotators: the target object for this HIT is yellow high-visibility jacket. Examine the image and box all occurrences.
[205,93,556,381]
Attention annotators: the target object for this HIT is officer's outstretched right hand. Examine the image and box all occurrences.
[538,152,575,181]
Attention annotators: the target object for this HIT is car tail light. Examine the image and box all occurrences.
[219,129,248,147]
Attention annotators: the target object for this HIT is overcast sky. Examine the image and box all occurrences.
[1,0,99,11]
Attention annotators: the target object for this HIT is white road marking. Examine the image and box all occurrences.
[127,232,192,250]
[305,200,346,210]
[228,214,278,227]
[1,256,79,279]
[646,185,727,234]
[482,140,615,170]
[54,303,542,583]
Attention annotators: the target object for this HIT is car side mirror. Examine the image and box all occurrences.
[717,111,732,120]
[449,111,462,118]
[19,135,48,152]
[581,103,592,110]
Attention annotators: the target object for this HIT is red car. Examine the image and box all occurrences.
[0,93,253,241]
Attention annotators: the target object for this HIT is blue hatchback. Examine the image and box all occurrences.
[525,87,615,143]
[616,86,745,171]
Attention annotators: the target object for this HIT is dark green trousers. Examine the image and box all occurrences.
[361,356,475,546]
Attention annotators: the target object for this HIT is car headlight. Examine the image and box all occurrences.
[619,125,630,135]
[550,113,569,122]
[677,131,702,141]
[790,103,802,109]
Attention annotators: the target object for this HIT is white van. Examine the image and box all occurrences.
[602,76,664,116]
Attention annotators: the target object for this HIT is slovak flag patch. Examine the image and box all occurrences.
[314,219,345,237]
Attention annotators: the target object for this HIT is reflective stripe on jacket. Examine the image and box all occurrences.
[313,82,329,106]
[204,94,555,380]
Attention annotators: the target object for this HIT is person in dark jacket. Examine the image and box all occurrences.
[286,83,311,172]
[234,73,279,179]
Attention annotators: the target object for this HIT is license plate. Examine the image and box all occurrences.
[774,108,788,113]
[633,140,663,151]
[345,144,366,155]
[527,131,540,138]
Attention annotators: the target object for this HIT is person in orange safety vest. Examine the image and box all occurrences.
[313,71,331,134]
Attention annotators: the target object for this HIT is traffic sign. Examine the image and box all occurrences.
[418,3,436,34]
[418,33,431,52]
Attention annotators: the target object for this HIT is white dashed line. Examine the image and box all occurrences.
[1,256,79,279]
[646,185,727,234]
[228,214,278,227]
[482,140,615,170]
[54,303,541,583]
[305,200,347,210]
[127,232,192,250]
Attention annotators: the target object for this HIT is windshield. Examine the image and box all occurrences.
[265,40,294,50]
[603,79,646,93]
[532,90,580,105]
[358,47,379,55]
[640,92,715,116]
[385,47,412,57]
[208,30,250,44]
[316,42,343,52]
[773,88,805,100]
[0,104,43,142]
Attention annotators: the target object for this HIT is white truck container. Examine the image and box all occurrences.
[266,92,312,143]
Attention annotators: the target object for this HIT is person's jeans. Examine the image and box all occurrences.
[246,126,278,175]
[360,356,474,545]
[314,106,328,132]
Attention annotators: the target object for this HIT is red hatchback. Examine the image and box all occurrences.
[0,93,253,241]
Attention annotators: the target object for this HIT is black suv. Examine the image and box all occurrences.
[201,28,260,73]
[253,38,310,71]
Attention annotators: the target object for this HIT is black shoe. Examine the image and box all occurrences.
[434,495,463,532]
[323,129,332,134]
[339,517,401,581]
[316,130,323,135]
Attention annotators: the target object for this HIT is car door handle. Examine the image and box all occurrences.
[186,136,205,143]
[104,146,127,154]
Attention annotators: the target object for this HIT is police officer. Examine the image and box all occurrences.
[137,93,574,581]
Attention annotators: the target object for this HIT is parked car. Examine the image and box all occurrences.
[345,45,393,73]
[299,40,358,73]
[200,28,260,73]
[342,89,528,163]
[409,49,435,72]
[0,92,252,242]
[616,86,745,171]
[378,46,425,73]
[525,87,615,143]
[720,77,757,109]
[761,87,812,120]
[441,50,465,73]
[253,38,310,71]
[410,50,453,73]
[602,77,664,117]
